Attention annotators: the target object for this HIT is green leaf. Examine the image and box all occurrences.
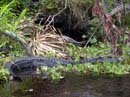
[0,0,14,17]
[12,8,26,32]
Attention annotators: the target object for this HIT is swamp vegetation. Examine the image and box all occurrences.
[0,0,130,84]
[1,0,130,97]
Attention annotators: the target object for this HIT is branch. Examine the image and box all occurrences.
[44,0,67,30]
[107,3,130,16]
[1,30,33,56]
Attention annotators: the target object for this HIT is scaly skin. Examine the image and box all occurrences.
[5,56,119,78]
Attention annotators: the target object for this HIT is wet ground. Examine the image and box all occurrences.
[0,73,130,97]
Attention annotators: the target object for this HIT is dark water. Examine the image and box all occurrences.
[0,73,130,97]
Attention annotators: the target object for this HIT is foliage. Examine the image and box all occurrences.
[39,61,130,81]
[41,0,59,10]
[12,9,26,32]
[0,66,9,81]
[92,0,130,54]
[1,0,130,82]
[0,0,27,57]
[37,43,130,81]
[0,0,14,31]
[0,0,31,14]
[0,0,27,31]
[0,1,28,80]
[67,43,110,59]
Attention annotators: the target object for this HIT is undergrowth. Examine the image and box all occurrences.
[0,0,27,81]
[37,44,130,81]
[0,0,130,82]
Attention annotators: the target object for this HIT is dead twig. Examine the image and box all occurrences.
[44,0,67,31]
[107,3,130,16]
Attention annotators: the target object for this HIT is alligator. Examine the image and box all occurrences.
[5,56,120,79]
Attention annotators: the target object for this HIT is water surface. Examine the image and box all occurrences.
[0,73,130,97]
